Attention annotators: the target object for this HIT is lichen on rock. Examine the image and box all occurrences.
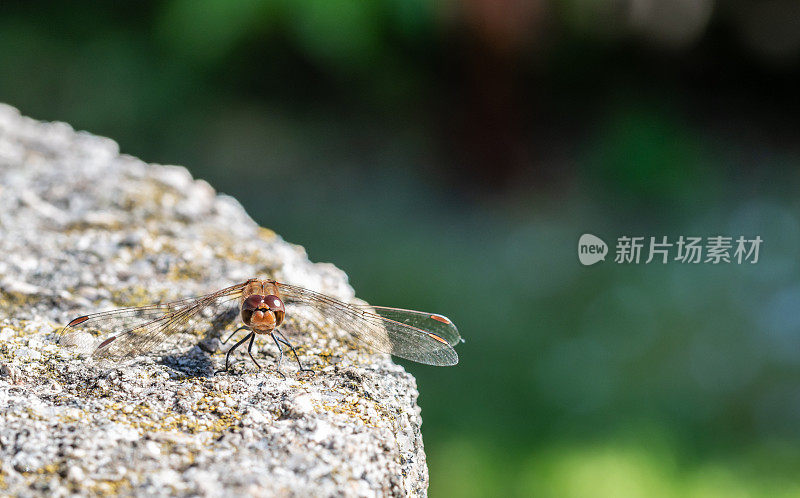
[0,104,428,497]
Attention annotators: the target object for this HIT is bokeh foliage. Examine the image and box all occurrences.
[3,1,800,496]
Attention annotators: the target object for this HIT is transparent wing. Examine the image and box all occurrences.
[353,306,462,346]
[276,282,460,366]
[59,282,247,362]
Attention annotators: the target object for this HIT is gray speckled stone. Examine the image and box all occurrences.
[0,104,428,497]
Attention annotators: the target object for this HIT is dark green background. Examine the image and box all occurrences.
[4,2,800,496]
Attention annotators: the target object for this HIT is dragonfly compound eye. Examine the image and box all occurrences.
[264,294,285,325]
[264,294,284,312]
[244,294,266,310]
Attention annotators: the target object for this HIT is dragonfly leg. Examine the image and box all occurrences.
[274,330,314,374]
[270,332,287,379]
[246,332,261,369]
[221,325,249,345]
[215,331,253,375]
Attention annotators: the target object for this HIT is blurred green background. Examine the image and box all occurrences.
[4,1,800,496]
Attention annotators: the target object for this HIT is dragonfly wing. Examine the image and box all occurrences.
[354,306,462,346]
[59,282,246,362]
[276,282,459,366]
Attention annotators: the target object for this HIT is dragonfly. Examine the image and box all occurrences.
[59,278,461,376]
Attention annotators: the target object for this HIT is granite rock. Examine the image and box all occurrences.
[0,104,428,497]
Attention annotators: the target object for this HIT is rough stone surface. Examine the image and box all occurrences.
[0,104,428,497]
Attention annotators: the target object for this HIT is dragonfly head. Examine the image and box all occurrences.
[241,294,285,331]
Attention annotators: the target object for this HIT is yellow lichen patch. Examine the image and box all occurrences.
[166,264,207,282]
[317,393,387,429]
[88,477,132,496]
[108,286,171,308]
[322,405,382,429]
[19,463,61,477]
[0,319,59,365]
[24,407,46,422]
[0,291,41,314]
[57,411,84,425]
[258,227,276,240]
[64,219,124,232]
[203,237,279,270]
[323,382,403,431]
[66,380,113,399]
[105,397,242,439]
[313,349,345,367]
[18,462,132,496]
[120,182,184,223]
